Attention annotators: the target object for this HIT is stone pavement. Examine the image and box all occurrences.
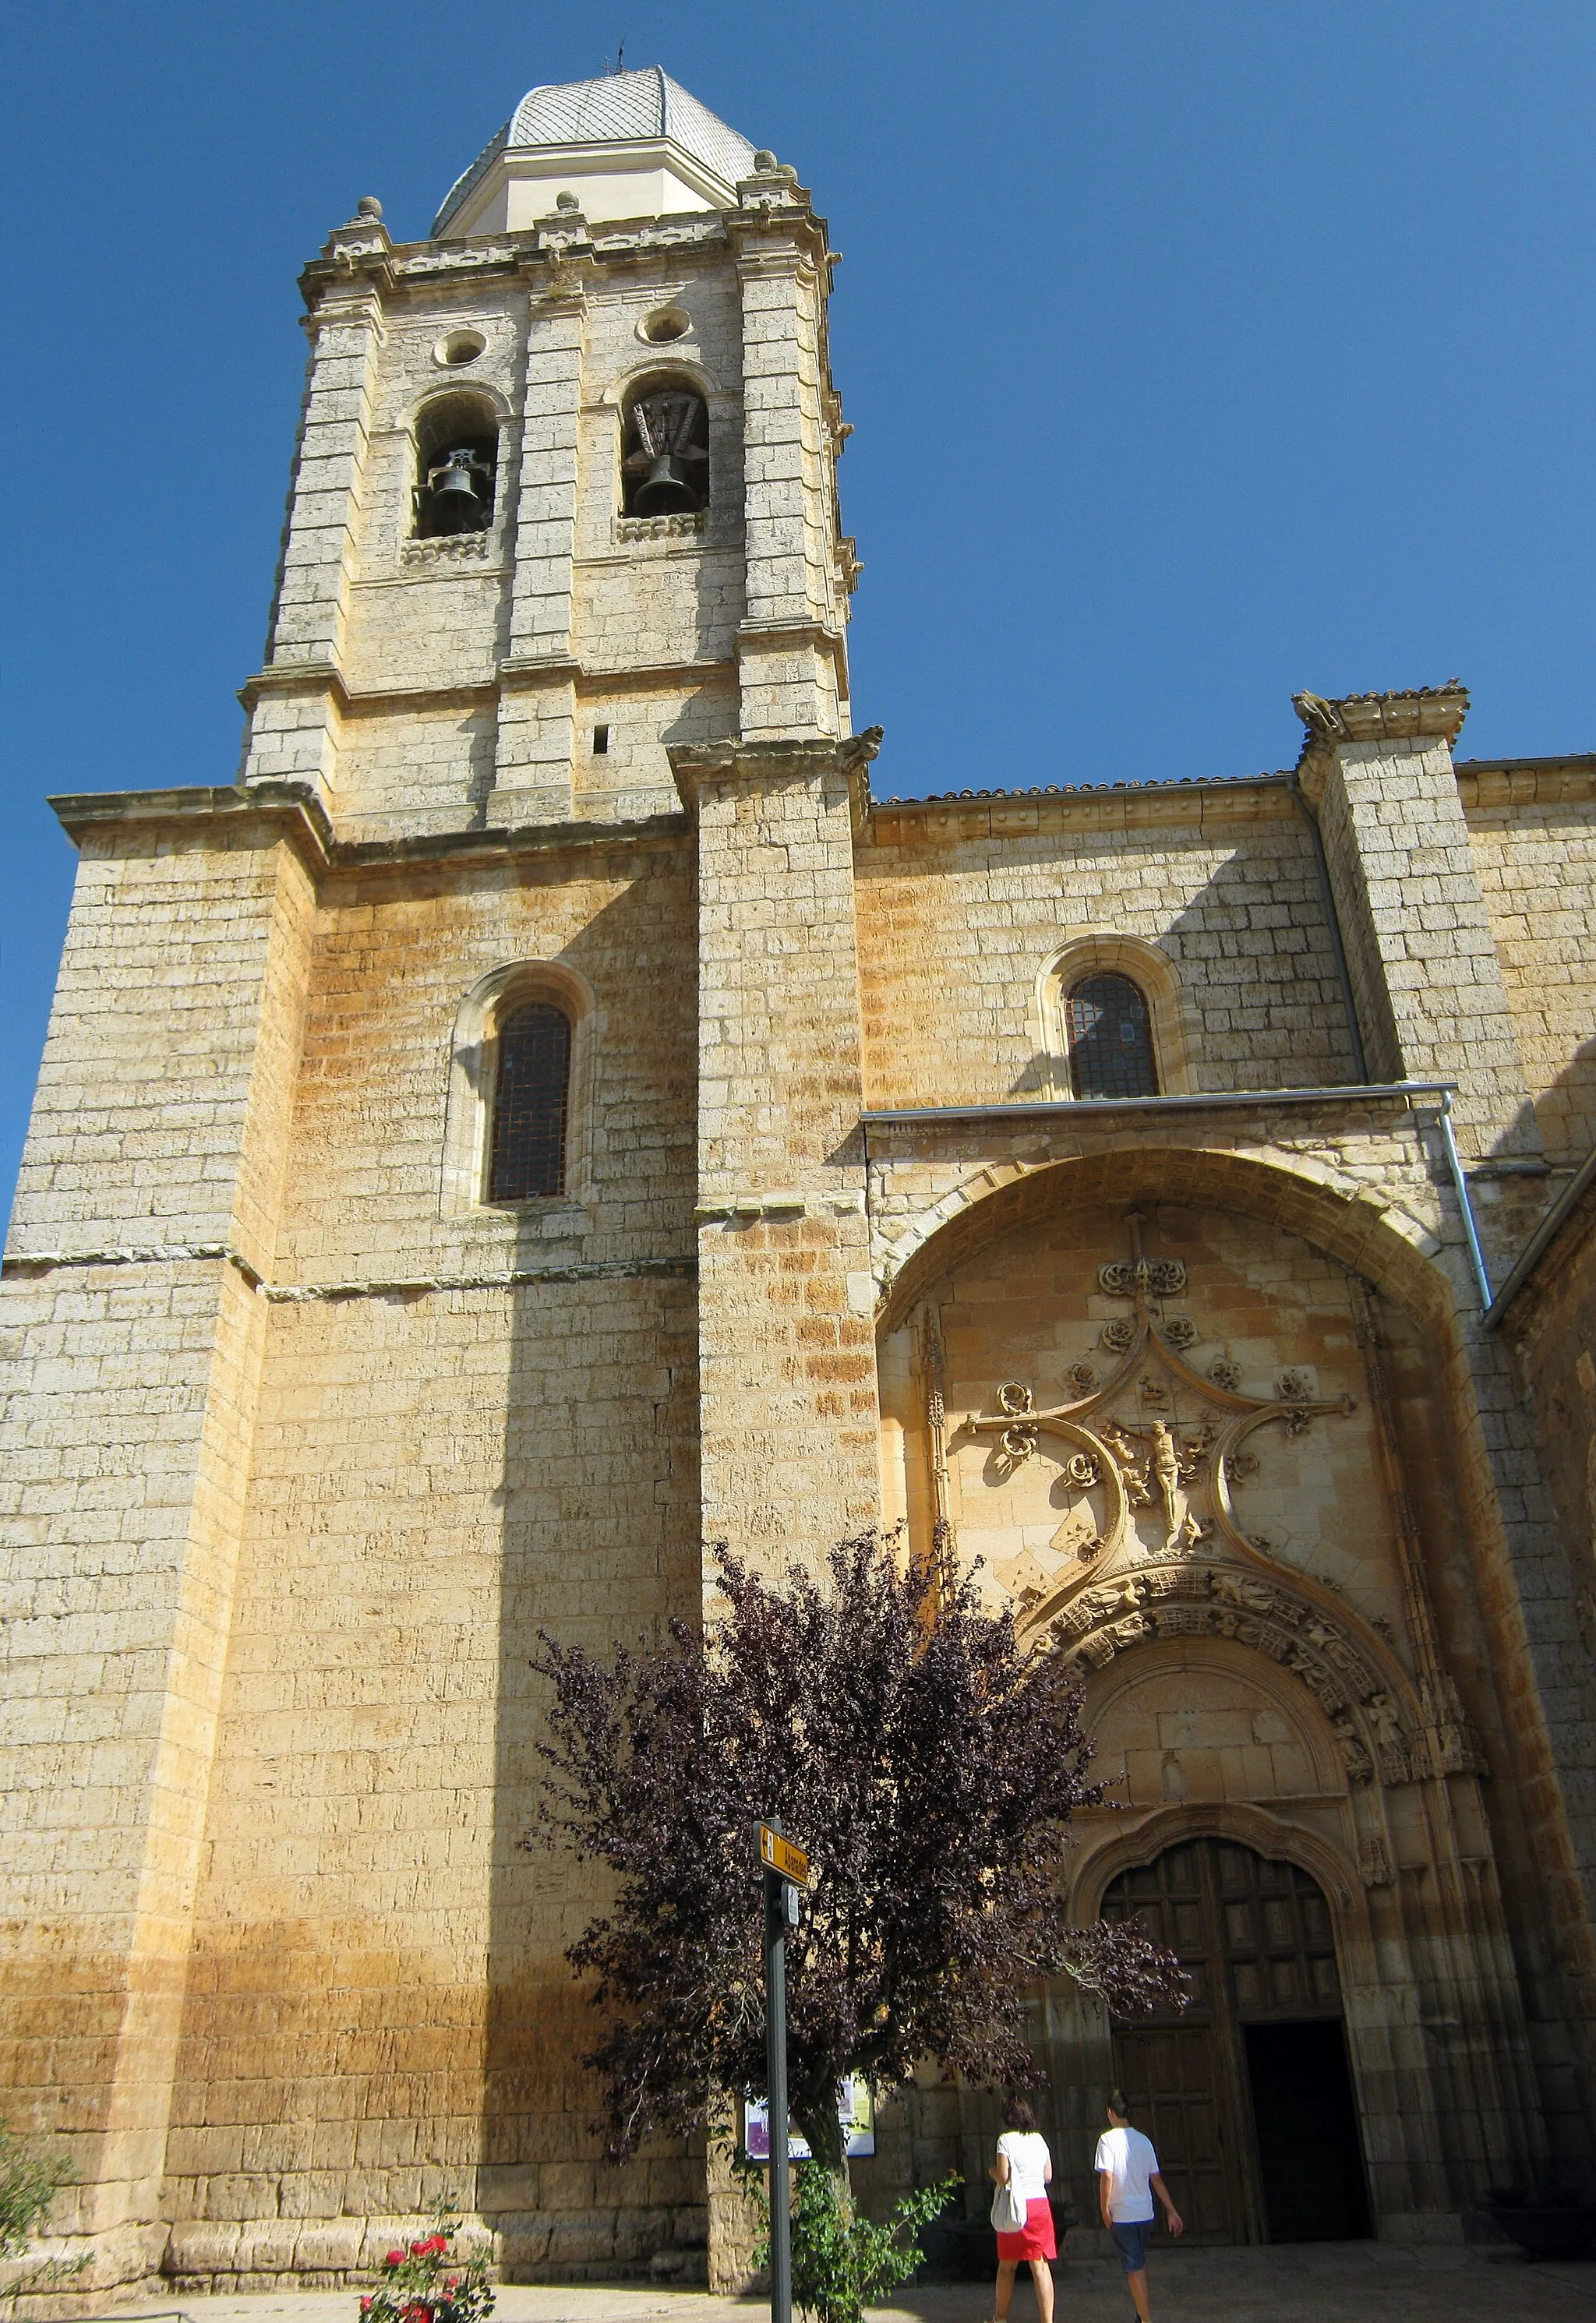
[64,2247,1596,2323]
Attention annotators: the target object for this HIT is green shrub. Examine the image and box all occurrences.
[749,2162,960,2323]
[0,2120,78,2269]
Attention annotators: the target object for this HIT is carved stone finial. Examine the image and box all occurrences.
[754,149,778,169]
[356,196,383,221]
[556,190,581,212]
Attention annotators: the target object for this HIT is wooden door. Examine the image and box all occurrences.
[1102,1840,1366,2244]
[1213,1844,1341,2021]
[1100,1843,1257,2243]
[1110,2020,1238,2244]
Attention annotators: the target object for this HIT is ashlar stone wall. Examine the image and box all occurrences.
[154,822,706,2282]
[0,817,314,2288]
[856,781,1361,1110]
[1462,763,1596,1163]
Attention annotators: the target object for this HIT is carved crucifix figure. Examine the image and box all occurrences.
[1148,1420,1181,1546]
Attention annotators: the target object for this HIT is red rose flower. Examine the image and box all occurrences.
[385,2251,405,2268]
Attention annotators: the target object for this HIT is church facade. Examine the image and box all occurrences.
[7,65,1596,2293]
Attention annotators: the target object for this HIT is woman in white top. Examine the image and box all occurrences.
[988,2095,1055,2323]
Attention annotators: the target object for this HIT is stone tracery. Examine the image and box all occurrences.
[959,1210,1355,1569]
[943,1213,1486,1814]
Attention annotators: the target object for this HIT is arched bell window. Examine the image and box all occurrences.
[413,393,498,539]
[1065,973,1158,1100]
[620,380,709,517]
[487,1001,573,1201]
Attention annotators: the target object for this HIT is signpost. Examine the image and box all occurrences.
[757,1821,807,2323]
[759,1826,810,1887]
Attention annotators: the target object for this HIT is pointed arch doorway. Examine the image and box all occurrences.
[1103,1839,1372,2244]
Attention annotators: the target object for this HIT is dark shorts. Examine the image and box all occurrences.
[1110,2219,1153,2272]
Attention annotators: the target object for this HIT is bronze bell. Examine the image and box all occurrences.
[425,445,488,533]
[633,453,698,517]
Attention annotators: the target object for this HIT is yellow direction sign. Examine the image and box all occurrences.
[758,1826,810,1887]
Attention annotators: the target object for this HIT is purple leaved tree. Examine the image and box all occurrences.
[530,1530,1184,2176]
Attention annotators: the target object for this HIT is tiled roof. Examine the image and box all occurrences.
[434,67,757,236]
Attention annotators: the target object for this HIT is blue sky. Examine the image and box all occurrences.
[4,1,1595,1219]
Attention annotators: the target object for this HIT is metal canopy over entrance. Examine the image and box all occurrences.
[1103,1839,1372,2244]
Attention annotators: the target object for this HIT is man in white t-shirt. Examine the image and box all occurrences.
[1094,2092,1182,2323]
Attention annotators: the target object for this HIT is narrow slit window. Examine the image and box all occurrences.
[592,725,610,755]
[488,1001,572,1200]
[1066,973,1157,1100]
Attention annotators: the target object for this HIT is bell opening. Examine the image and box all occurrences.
[621,383,709,520]
[413,410,497,540]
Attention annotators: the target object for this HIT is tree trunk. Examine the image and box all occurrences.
[793,2088,850,2197]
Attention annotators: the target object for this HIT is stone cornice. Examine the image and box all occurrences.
[1456,755,1596,814]
[335,807,687,874]
[298,212,733,314]
[726,164,832,270]
[1292,683,1469,803]
[497,653,584,688]
[48,782,689,881]
[238,660,349,715]
[736,618,846,652]
[241,654,745,718]
[736,615,852,703]
[1,1241,697,1302]
[865,773,1298,847]
[1294,683,1470,747]
[669,725,881,817]
[302,218,397,305]
[50,782,337,870]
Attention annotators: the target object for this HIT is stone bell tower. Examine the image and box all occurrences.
[242,63,859,823]
[241,65,885,1580]
[0,67,878,2295]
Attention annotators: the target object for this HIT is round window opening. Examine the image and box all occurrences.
[435,330,487,369]
[641,306,691,345]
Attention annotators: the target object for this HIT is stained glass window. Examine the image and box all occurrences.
[488,1002,571,1201]
[1066,973,1157,1100]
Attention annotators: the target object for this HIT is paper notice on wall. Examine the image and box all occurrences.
[743,2077,875,2160]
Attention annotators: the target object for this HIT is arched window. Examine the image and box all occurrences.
[487,1002,572,1201]
[413,393,498,538]
[620,380,709,517]
[1066,973,1157,1100]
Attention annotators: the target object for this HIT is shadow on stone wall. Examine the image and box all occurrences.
[482,875,704,2279]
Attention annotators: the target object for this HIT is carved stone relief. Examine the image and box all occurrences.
[945,1213,1467,1800]
[960,1213,1354,1578]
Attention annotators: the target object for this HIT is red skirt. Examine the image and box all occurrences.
[997,2197,1057,2262]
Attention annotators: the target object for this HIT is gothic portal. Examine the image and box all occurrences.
[6,60,1596,2299]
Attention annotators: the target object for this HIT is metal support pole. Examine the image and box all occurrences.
[764,1866,792,2323]
[1437,1091,1494,1312]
